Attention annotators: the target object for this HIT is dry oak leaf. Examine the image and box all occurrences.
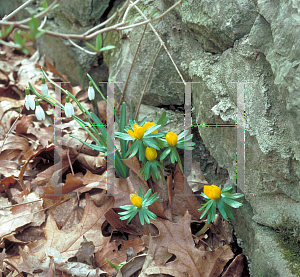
[143,212,234,277]
[33,194,114,261]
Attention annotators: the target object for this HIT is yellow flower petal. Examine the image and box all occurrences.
[145,147,157,161]
[130,193,143,208]
[143,121,158,134]
[128,130,137,139]
[166,132,178,146]
[203,185,221,199]
[134,123,145,139]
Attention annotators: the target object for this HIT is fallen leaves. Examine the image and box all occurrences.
[142,212,234,277]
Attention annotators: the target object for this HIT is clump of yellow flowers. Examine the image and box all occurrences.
[115,112,194,181]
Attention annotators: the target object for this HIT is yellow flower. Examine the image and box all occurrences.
[143,121,158,134]
[166,132,178,146]
[145,147,157,161]
[128,123,145,139]
[130,194,143,208]
[203,185,221,199]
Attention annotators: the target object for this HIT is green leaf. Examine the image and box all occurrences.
[152,10,158,17]
[160,148,171,161]
[115,132,133,141]
[51,4,60,11]
[199,200,213,219]
[143,189,152,201]
[138,140,145,161]
[139,210,145,225]
[29,17,39,39]
[170,148,177,163]
[177,130,188,140]
[69,135,106,152]
[222,197,243,208]
[96,34,102,50]
[217,199,228,220]
[22,48,29,55]
[106,259,119,270]
[14,32,24,46]
[86,42,98,52]
[126,141,139,158]
[144,125,161,136]
[138,186,143,198]
[99,45,116,51]
[43,0,48,8]
[143,138,160,150]
[182,0,188,5]
[225,193,244,199]
[222,203,234,219]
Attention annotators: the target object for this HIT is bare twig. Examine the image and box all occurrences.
[122,0,141,23]
[134,44,162,120]
[66,148,74,175]
[131,1,186,85]
[118,0,183,31]
[116,23,148,114]
[0,0,182,43]
[39,16,47,29]
[68,39,97,55]
[1,0,36,21]
[83,0,130,36]
[17,0,60,24]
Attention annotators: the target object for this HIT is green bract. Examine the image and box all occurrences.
[198,185,244,223]
[118,187,159,225]
[159,129,195,172]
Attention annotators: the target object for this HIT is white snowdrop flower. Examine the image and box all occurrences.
[41,77,48,95]
[88,82,95,100]
[35,101,45,120]
[25,88,35,110]
[65,96,74,117]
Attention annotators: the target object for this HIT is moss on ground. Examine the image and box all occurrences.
[273,218,300,276]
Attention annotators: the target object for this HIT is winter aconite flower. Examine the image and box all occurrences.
[64,96,74,118]
[199,185,244,223]
[41,77,48,95]
[130,194,143,208]
[166,132,178,146]
[203,185,221,199]
[25,88,35,110]
[143,121,158,134]
[145,147,157,161]
[128,123,145,140]
[35,100,45,120]
[118,187,159,225]
[88,81,95,100]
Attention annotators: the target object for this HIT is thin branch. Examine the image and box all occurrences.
[116,23,148,114]
[131,1,186,85]
[83,0,130,36]
[0,0,36,21]
[118,0,183,31]
[17,0,61,25]
[68,39,97,55]
[39,16,47,30]
[122,0,141,23]
[0,0,182,43]
[134,44,162,120]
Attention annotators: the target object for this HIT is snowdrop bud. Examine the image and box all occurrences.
[41,77,48,95]
[25,88,35,110]
[35,100,45,120]
[88,81,95,100]
[65,96,74,118]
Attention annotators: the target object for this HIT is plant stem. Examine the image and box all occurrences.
[195,221,211,237]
